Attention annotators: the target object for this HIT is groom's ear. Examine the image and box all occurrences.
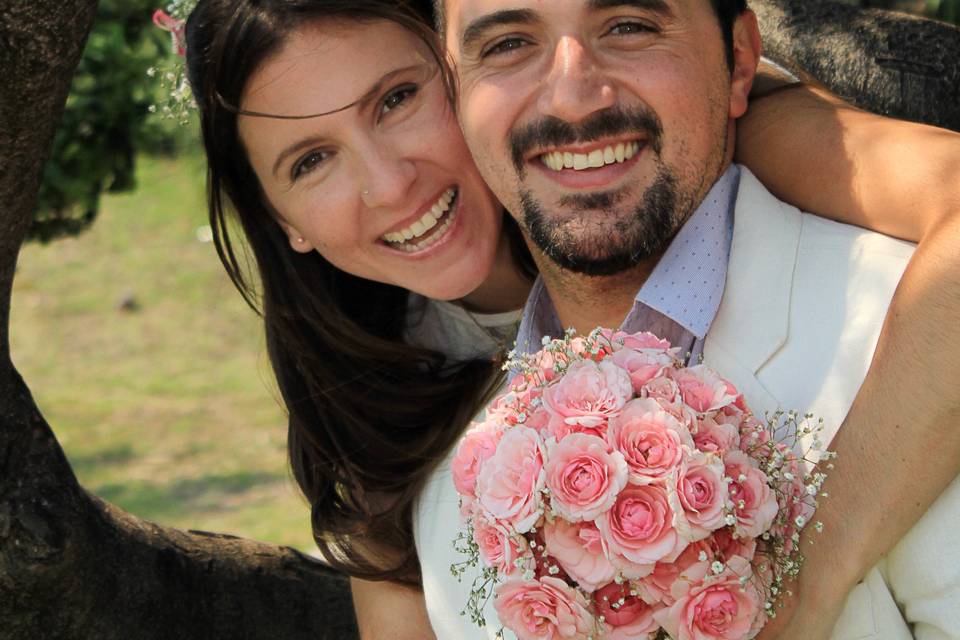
[728,9,762,120]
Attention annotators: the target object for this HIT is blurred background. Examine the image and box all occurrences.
[10,0,959,553]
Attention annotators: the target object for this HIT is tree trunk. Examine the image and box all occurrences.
[753,0,960,132]
[1,1,957,639]
[0,2,357,639]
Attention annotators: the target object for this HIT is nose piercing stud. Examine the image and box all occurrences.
[362,189,370,196]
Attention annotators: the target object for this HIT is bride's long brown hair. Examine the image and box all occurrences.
[185,0,531,584]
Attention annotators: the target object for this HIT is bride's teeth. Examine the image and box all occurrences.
[539,142,643,173]
[382,187,457,248]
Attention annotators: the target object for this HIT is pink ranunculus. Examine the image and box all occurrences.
[673,451,727,541]
[544,433,629,522]
[473,511,530,577]
[494,576,594,640]
[670,365,739,414]
[452,420,505,498]
[693,415,740,455]
[542,359,633,440]
[611,347,676,393]
[477,426,547,533]
[607,398,693,485]
[655,555,764,640]
[724,450,779,539]
[597,484,685,577]
[542,518,616,593]
[593,581,660,640]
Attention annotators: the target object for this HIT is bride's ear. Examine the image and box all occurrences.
[277,220,314,253]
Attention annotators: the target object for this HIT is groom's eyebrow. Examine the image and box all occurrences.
[461,8,538,53]
[587,0,673,14]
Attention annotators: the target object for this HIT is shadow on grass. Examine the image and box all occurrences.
[95,470,284,521]
[70,444,137,476]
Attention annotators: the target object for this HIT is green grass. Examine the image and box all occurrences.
[10,150,316,550]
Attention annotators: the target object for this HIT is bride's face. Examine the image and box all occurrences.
[238,19,503,301]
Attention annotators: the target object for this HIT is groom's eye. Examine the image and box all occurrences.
[607,20,658,37]
[482,36,530,59]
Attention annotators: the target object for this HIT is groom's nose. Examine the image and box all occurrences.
[537,36,616,125]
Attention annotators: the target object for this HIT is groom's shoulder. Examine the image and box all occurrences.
[735,165,915,266]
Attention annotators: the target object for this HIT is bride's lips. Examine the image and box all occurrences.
[378,186,463,257]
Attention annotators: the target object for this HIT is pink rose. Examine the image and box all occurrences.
[640,375,680,404]
[473,511,530,576]
[708,527,757,562]
[671,451,727,541]
[655,555,764,640]
[597,484,685,577]
[545,433,629,522]
[693,415,740,455]
[477,426,547,533]
[494,576,594,640]
[670,365,739,413]
[593,581,660,640]
[542,518,616,593]
[724,450,778,539]
[543,359,633,440]
[636,540,716,606]
[601,330,674,352]
[452,420,504,498]
[612,347,676,392]
[608,398,693,485]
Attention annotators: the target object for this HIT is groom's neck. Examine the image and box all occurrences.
[533,249,664,335]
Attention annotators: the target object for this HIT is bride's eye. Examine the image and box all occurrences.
[291,149,330,181]
[379,84,419,118]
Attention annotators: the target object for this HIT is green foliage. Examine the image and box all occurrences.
[30,0,188,244]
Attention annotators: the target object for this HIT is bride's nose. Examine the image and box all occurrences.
[357,142,417,210]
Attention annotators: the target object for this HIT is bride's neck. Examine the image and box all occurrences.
[458,230,532,314]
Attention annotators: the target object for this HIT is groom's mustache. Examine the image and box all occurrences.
[508,106,665,176]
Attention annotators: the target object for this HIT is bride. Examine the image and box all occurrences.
[182,0,960,637]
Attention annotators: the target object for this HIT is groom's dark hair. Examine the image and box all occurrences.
[431,0,749,71]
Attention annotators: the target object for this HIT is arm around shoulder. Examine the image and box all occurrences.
[351,577,437,640]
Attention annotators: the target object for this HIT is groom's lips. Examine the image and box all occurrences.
[528,138,647,190]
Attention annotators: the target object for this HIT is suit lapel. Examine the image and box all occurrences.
[703,167,803,414]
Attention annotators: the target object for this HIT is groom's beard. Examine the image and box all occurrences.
[520,166,683,276]
[508,106,692,277]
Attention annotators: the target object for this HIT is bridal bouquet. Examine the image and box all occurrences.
[451,329,832,640]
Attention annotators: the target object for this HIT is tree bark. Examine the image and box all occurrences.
[753,0,960,132]
[1,1,958,639]
[0,2,357,639]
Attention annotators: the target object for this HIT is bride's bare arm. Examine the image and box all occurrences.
[351,577,436,640]
[737,70,960,638]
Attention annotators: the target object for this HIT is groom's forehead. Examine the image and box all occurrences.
[441,0,690,34]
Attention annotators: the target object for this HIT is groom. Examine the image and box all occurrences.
[435,0,958,637]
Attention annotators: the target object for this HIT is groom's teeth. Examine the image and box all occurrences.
[539,141,642,172]
[382,187,458,248]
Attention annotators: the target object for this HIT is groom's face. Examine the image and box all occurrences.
[443,0,751,275]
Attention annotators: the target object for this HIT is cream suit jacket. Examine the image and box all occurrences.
[414,168,959,639]
[704,168,959,639]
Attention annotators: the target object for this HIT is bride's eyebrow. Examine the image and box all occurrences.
[268,63,431,178]
[240,63,429,121]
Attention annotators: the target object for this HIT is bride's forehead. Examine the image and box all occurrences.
[241,19,433,114]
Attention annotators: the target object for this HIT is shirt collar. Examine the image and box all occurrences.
[514,164,740,354]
